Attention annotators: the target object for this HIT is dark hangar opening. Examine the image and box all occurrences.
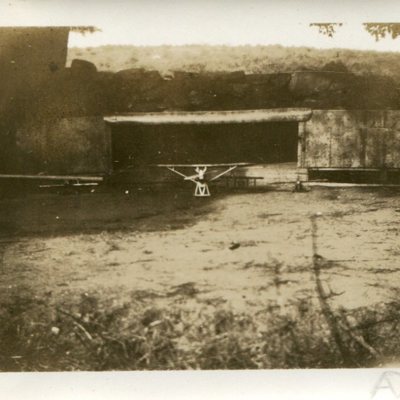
[110,121,298,169]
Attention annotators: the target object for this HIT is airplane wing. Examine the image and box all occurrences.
[152,162,253,168]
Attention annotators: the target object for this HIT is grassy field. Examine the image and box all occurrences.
[1,184,400,370]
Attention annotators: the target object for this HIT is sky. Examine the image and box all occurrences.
[1,0,400,51]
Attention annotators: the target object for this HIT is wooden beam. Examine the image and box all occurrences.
[308,168,383,171]
[104,108,313,125]
[0,174,104,182]
[305,182,400,187]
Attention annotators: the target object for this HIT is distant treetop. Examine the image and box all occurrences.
[69,26,101,35]
[363,23,400,41]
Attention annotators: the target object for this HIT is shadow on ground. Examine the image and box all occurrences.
[0,182,277,238]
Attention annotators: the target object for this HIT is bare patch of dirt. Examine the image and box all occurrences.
[0,186,398,318]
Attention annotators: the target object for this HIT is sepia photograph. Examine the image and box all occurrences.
[1,0,400,397]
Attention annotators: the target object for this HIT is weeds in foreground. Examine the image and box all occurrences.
[0,286,399,371]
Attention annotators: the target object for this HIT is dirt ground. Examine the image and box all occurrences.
[1,184,400,315]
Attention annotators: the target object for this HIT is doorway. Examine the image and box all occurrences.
[110,121,299,169]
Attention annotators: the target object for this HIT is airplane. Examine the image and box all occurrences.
[153,162,252,197]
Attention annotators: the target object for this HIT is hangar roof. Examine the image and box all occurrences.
[104,108,312,125]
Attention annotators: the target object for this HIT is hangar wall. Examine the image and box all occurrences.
[303,110,400,169]
[13,117,111,175]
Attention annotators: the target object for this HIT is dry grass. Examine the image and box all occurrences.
[1,285,400,371]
